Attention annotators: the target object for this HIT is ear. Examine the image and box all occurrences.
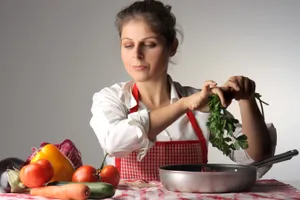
[169,38,178,57]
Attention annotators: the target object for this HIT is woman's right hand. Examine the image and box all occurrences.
[184,80,231,113]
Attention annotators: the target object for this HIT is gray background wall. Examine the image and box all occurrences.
[0,0,299,181]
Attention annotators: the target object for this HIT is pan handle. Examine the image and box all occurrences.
[251,149,299,168]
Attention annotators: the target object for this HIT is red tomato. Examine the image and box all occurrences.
[72,165,100,182]
[20,159,54,188]
[99,165,120,188]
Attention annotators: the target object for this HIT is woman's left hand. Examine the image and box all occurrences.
[222,75,256,101]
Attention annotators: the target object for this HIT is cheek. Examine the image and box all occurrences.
[121,50,131,65]
[121,50,133,72]
[150,51,169,68]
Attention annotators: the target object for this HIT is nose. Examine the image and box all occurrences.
[133,45,144,60]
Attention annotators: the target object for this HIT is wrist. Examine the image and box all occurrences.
[179,97,190,113]
[238,96,256,107]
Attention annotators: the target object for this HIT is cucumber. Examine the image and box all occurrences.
[47,181,115,199]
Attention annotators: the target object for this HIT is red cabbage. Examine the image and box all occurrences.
[25,139,83,170]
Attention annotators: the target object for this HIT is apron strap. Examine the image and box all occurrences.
[176,87,208,163]
[186,111,208,163]
[130,83,139,113]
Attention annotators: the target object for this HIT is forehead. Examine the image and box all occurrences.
[121,19,159,40]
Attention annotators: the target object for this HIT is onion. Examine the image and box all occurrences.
[0,157,25,193]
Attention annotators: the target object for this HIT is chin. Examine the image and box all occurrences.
[129,73,151,82]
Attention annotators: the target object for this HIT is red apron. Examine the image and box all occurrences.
[115,84,208,181]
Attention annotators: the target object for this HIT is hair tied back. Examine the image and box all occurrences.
[165,5,172,12]
[145,0,154,4]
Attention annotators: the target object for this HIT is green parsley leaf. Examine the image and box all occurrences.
[206,93,267,156]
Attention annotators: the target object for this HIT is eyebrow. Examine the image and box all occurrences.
[121,36,159,41]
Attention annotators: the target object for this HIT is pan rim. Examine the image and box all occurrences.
[158,163,257,174]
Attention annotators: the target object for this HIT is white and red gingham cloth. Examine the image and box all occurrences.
[0,179,299,200]
[118,142,205,181]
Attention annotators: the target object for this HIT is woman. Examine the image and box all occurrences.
[90,0,276,181]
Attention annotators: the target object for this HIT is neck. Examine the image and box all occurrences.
[135,75,170,109]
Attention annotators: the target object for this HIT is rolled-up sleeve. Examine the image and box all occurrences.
[230,122,277,178]
[89,87,154,160]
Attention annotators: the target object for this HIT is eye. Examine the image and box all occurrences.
[144,42,156,48]
[123,44,133,49]
[122,42,134,49]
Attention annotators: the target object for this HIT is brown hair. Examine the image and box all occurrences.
[115,0,182,49]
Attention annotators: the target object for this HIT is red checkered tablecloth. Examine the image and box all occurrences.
[0,179,299,200]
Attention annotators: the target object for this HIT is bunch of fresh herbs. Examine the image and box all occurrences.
[206,93,268,156]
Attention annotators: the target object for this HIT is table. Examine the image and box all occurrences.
[110,179,300,200]
[0,179,299,200]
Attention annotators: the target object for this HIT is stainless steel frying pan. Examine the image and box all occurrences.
[159,149,298,193]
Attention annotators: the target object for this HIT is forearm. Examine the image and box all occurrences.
[148,97,189,141]
[238,97,272,161]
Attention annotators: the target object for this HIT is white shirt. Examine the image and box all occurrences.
[90,75,277,178]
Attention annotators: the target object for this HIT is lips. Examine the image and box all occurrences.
[132,65,147,70]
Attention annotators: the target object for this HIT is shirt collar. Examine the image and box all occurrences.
[122,75,183,110]
[118,79,135,110]
[168,75,182,103]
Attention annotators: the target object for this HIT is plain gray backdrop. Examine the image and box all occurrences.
[0,0,299,181]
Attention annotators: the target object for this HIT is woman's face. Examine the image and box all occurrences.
[120,19,172,82]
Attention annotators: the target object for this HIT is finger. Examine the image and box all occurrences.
[243,77,256,97]
[211,87,227,107]
[226,79,240,91]
[202,80,217,93]
[203,80,217,88]
[243,77,251,95]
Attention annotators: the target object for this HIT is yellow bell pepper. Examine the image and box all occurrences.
[30,143,75,182]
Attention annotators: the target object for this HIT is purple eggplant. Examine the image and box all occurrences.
[0,157,25,193]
